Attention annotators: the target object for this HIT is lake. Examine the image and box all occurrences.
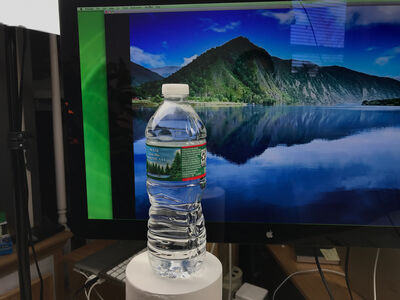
[133,105,400,226]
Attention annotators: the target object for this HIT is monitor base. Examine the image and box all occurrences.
[295,246,340,265]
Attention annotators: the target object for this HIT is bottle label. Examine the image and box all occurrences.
[146,142,206,181]
[0,234,12,255]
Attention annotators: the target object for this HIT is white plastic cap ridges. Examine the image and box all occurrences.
[162,83,189,97]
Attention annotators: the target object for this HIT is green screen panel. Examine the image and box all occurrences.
[77,10,113,219]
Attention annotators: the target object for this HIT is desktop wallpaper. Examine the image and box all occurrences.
[129,4,400,225]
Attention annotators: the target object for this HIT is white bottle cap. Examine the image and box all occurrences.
[162,84,189,98]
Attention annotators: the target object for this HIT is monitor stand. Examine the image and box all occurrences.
[294,246,340,265]
[126,251,222,300]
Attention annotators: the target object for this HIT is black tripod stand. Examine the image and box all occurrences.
[2,25,33,300]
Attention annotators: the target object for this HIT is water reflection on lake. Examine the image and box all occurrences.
[133,105,400,225]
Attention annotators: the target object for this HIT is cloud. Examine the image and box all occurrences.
[162,41,168,49]
[260,10,295,24]
[375,56,395,66]
[130,46,165,68]
[393,46,400,54]
[252,127,400,173]
[366,47,377,52]
[207,21,241,33]
[374,45,400,66]
[181,54,198,67]
[199,17,213,24]
[347,6,400,27]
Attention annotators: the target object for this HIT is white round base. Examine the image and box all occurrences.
[126,251,222,300]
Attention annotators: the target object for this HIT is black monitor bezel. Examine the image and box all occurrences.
[59,0,400,246]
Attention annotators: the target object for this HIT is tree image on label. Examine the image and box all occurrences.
[146,161,172,176]
[170,150,182,180]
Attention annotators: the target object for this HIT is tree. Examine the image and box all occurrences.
[170,151,182,180]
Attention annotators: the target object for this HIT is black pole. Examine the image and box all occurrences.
[5,25,32,300]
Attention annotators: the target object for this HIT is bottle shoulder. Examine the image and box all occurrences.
[146,102,206,142]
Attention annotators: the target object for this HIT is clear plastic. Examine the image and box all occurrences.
[145,96,207,278]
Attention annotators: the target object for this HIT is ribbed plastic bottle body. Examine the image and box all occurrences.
[145,99,207,278]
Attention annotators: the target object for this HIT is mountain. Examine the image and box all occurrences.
[150,66,180,77]
[272,57,400,104]
[134,36,400,104]
[130,62,163,87]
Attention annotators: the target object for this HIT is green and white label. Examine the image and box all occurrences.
[146,142,206,181]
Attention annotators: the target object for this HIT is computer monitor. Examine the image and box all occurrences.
[59,0,400,246]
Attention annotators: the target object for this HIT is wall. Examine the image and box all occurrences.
[349,247,400,300]
[0,0,59,35]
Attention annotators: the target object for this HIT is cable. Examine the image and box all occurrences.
[74,270,105,300]
[297,0,324,73]
[24,126,43,300]
[93,288,105,300]
[373,248,381,300]
[272,269,345,300]
[75,269,90,281]
[72,271,88,299]
[27,222,43,300]
[86,279,105,300]
[83,275,98,299]
[25,154,43,300]
[228,243,232,300]
[315,251,335,300]
[73,271,90,298]
[298,0,319,48]
[345,247,354,300]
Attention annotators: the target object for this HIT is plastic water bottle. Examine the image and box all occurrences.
[145,84,207,278]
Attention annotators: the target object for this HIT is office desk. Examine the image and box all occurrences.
[267,245,364,300]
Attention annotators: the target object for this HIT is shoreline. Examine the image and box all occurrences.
[132,100,248,107]
[132,99,400,108]
[188,101,247,107]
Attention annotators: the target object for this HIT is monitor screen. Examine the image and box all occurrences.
[63,0,400,242]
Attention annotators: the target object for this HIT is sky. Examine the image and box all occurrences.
[129,4,400,79]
